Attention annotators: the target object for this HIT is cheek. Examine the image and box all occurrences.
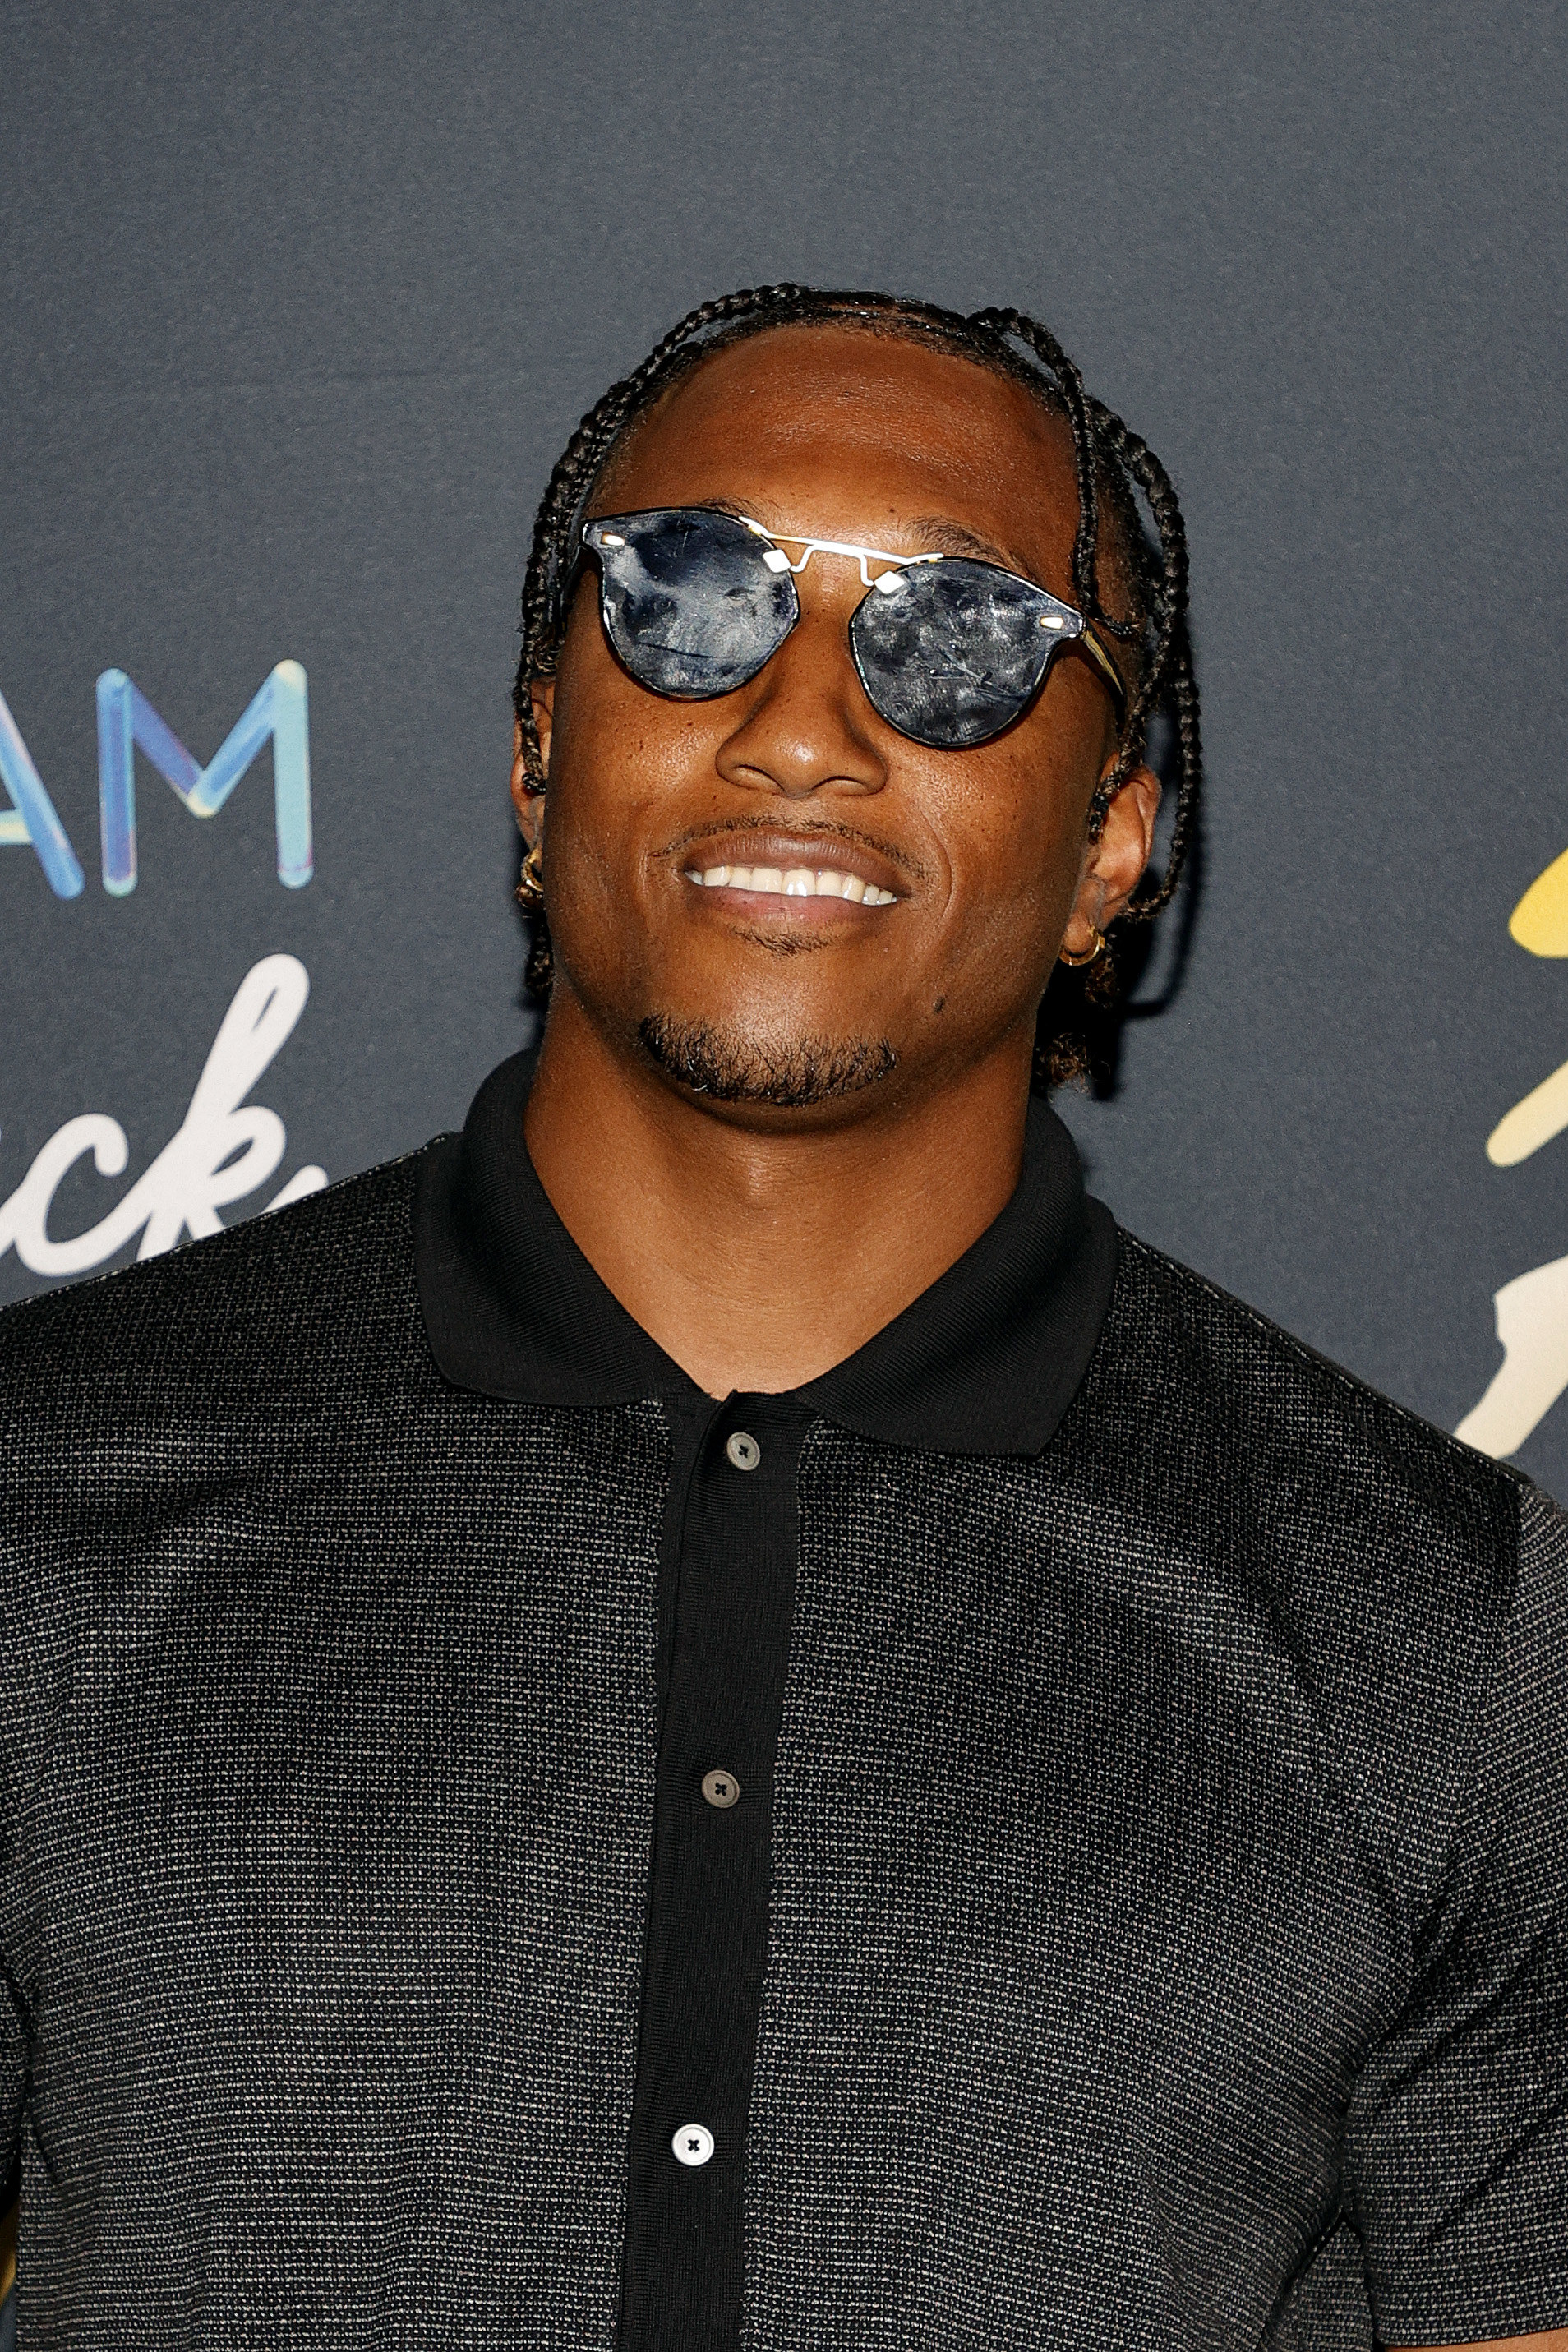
[548,641,680,854]
[551,609,736,811]
[547,622,632,800]
[541,643,734,981]
[927,751,1089,963]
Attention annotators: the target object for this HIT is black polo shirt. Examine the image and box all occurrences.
[0,1048,1563,2350]
[416,1050,1120,2352]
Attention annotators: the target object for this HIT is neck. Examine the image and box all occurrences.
[521,996,1035,1397]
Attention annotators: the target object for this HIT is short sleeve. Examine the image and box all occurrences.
[1344,1479,1568,2345]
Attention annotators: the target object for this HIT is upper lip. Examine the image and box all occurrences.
[667,824,916,898]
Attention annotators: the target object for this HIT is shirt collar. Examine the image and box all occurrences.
[413,1050,1118,1456]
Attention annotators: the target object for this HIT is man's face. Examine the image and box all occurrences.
[515,324,1156,1124]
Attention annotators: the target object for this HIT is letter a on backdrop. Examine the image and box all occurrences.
[0,685,86,898]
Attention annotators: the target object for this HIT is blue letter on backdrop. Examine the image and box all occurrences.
[96,661,314,896]
[0,685,87,898]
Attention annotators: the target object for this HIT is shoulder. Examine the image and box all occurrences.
[1091,1228,1526,1549]
[0,1146,435,1429]
[0,1145,454,1812]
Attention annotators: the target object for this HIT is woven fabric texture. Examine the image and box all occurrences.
[0,1168,1562,2346]
[0,1160,664,2346]
[744,1238,1566,2350]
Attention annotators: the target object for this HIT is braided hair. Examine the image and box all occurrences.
[512,284,1201,1089]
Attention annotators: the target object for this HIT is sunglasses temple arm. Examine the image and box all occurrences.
[1077,624,1128,723]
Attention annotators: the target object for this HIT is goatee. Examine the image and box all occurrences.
[638,1016,897,1109]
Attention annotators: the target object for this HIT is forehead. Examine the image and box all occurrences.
[593,324,1081,579]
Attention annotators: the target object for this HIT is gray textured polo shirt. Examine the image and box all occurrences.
[0,1050,1564,2348]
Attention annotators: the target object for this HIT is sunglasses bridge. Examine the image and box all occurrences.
[736,516,944,593]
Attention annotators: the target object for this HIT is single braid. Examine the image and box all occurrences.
[966,307,1127,642]
[1143,645,1202,919]
[511,284,1203,1050]
[1077,397,1201,913]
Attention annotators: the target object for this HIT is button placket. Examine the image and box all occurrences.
[620,1400,809,2350]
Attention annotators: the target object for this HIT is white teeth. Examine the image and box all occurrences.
[682,861,897,905]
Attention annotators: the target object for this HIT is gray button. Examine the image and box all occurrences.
[725,1430,761,1472]
[702,1769,740,1810]
[672,2122,715,2167]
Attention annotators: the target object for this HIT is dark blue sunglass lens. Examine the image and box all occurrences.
[585,510,797,698]
[850,560,1075,749]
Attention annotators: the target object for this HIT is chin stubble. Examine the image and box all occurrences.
[638,1016,898,1109]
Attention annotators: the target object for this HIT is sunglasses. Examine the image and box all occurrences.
[571,506,1126,753]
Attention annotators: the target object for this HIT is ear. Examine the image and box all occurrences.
[1059,762,1162,957]
[509,681,556,837]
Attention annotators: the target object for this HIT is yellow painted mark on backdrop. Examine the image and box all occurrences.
[1456,1250,1568,1457]
[1459,837,1568,1457]
[1487,1054,1568,1165]
[1509,845,1568,956]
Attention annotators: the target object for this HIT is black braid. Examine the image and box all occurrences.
[1078,395,1202,916]
[966,307,1121,643]
[512,284,1203,1063]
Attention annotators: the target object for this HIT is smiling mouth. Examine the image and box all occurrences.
[681,862,900,906]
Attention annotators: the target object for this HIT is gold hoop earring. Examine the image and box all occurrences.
[516,838,545,909]
[1058,925,1105,969]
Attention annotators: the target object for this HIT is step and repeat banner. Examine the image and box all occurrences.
[2,0,1565,1498]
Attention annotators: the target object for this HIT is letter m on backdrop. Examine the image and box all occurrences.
[96,661,313,895]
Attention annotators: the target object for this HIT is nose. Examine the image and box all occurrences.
[713,599,889,801]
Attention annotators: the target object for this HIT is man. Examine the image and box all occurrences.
[0,285,1562,2349]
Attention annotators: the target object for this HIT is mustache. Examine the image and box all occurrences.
[660,811,930,885]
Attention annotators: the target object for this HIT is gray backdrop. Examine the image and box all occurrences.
[3,0,1566,1495]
